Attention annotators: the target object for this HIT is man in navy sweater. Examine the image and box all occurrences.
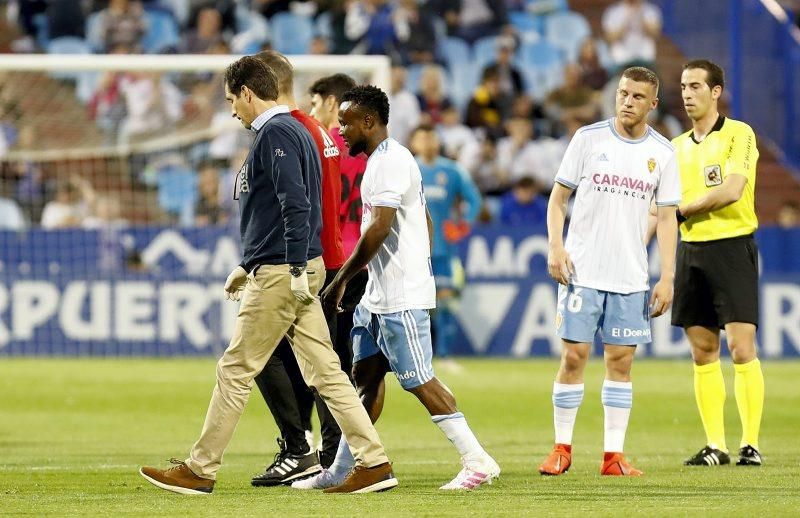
[140,56,396,495]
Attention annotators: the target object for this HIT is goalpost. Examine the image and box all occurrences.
[0,54,390,161]
[0,53,389,356]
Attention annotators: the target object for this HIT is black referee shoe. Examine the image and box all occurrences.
[684,445,731,466]
[251,439,322,487]
[736,445,763,466]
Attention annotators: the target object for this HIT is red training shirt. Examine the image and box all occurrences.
[291,109,345,269]
[330,127,367,258]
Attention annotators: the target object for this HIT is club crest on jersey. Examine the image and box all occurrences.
[647,158,656,173]
[704,164,722,186]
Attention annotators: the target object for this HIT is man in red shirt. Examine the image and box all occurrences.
[250,51,346,486]
[302,73,373,486]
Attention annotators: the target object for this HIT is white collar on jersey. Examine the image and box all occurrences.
[250,105,291,132]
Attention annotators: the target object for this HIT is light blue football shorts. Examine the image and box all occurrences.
[556,284,651,346]
[351,303,435,389]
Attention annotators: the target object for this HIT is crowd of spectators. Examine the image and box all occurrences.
[2,0,794,231]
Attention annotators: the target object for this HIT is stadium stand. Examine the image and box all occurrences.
[0,0,797,225]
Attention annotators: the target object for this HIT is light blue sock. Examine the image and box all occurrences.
[328,436,355,477]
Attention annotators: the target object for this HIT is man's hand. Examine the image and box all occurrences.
[321,278,347,315]
[224,266,248,301]
[649,277,674,317]
[547,244,574,285]
[290,270,315,305]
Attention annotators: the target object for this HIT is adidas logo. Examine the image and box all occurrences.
[319,127,340,158]
[598,153,609,161]
[703,452,721,465]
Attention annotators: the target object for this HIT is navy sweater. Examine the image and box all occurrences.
[236,109,323,270]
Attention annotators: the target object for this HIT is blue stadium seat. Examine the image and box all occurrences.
[404,63,425,93]
[142,10,180,53]
[509,11,542,36]
[233,6,270,53]
[157,167,198,225]
[438,37,472,70]
[525,0,568,15]
[47,37,93,81]
[271,12,314,55]
[76,72,101,104]
[85,11,104,52]
[520,62,565,101]
[518,40,563,68]
[315,10,332,38]
[544,10,591,62]
[47,36,92,55]
[32,13,49,49]
[472,36,500,69]
[431,14,447,42]
[160,0,190,27]
[593,38,615,71]
[449,65,480,111]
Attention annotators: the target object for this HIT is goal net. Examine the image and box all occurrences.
[0,53,389,356]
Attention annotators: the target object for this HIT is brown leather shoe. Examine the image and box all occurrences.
[323,462,398,494]
[140,458,215,495]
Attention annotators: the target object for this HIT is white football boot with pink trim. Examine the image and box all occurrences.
[439,455,500,490]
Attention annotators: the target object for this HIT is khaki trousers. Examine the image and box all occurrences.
[186,256,388,479]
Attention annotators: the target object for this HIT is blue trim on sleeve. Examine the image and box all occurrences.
[371,200,401,209]
[555,177,578,189]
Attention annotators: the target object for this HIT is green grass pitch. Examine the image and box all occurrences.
[1,358,798,516]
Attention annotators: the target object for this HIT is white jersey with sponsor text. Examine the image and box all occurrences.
[555,118,681,294]
[360,138,436,313]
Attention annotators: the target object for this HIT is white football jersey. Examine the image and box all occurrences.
[555,118,681,294]
[360,138,436,313]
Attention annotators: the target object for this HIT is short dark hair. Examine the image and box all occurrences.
[514,176,537,190]
[410,123,436,137]
[255,50,294,95]
[309,73,357,104]
[224,55,279,101]
[481,64,500,81]
[683,59,725,91]
[340,85,390,125]
[622,66,660,94]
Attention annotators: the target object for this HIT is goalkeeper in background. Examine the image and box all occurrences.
[672,59,763,467]
[409,124,481,366]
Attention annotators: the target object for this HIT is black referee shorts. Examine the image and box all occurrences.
[671,234,759,329]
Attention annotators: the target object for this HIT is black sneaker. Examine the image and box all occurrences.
[251,438,322,487]
[736,445,763,466]
[684,445,731,466]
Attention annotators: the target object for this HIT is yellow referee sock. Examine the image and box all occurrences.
[734,358,764,449]
[694,360,727,452]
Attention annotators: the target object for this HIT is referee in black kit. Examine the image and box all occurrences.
[140,56,396,495]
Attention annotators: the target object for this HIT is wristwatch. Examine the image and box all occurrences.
[289,264,306,277]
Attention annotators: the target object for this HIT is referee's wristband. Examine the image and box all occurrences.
[676,209,687,224]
